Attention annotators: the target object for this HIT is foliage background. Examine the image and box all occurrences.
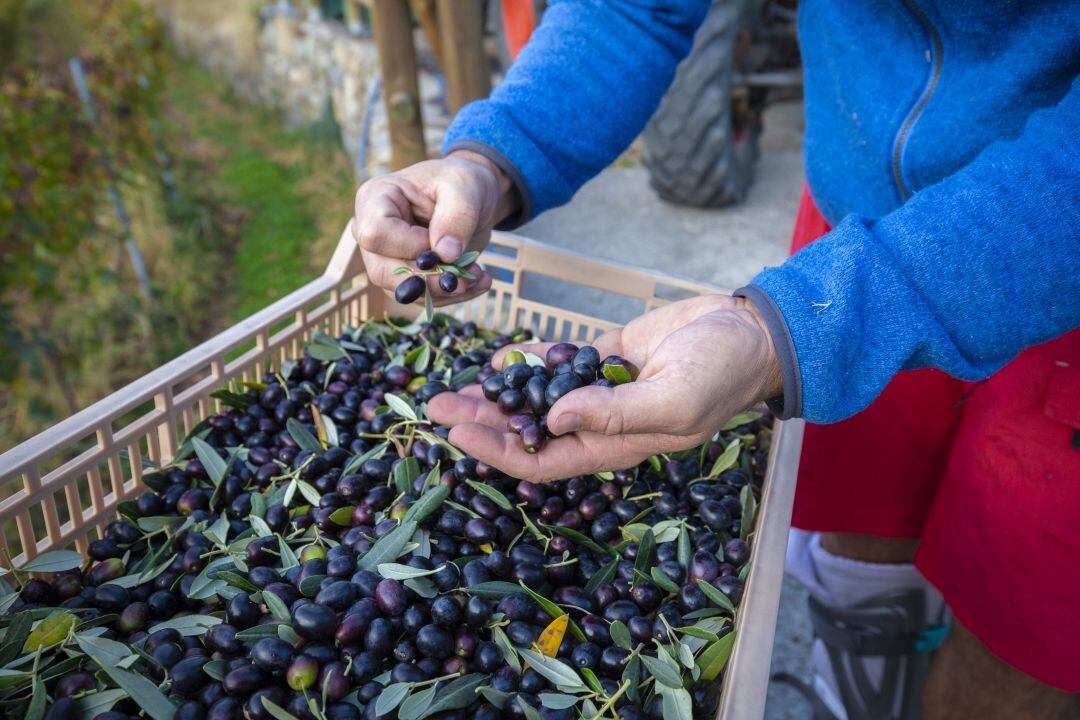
[0,0,356,453]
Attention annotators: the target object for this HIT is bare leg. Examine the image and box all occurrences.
[820,532,1078,719]
[922,618,1077,720]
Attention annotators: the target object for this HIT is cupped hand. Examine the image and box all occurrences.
[427,294,783,482]
[351,150,519,306]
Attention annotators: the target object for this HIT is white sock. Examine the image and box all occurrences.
[785,530,946,720]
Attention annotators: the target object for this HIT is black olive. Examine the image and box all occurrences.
[394,275,426,305]
[171,656,210,696]
[292,602,338,641]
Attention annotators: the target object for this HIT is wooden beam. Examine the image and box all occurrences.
[407,0,443,69]
[371,0,427,168]
[435,0,491,114]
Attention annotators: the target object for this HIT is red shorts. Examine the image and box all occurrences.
[789,186,1080,691]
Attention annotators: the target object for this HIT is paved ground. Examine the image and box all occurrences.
[516,100,815,719]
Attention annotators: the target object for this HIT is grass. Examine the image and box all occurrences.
[162,57,356,320]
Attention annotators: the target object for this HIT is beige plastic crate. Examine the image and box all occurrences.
[0,226,802,719]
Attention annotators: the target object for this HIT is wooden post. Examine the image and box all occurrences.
[436,0,491,114]
[371,0,427,168]
[407,0,443,69]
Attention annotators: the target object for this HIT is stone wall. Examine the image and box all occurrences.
[149,0,450,177]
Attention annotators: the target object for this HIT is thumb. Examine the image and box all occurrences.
[546,381,675,437]
[429,179,484,263]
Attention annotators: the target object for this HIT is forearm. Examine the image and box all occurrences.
[743,77,1080,422]
[443,0,709,227]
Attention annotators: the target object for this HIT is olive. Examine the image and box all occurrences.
[590,513,620,543]
[571,642,600,670]
[521,424,545,453]
[504,363,532,389]
[52,574,82,600]
[55,671,97,698]
[430,596,463,628]
[416,250,438,271]
[223,664,267,696]
[43,699,77,720]
[463,518,496,545]
[474,642,502,673]
[463,595,492,628]
[374,579,406,616]
[395,275,426,304]
[497,592,538,622]
[315,581,357,612]
[205,623,241,655]
[481,374,506,402]
[723,538,751,566]
[281,655,317,691]
[364,618,394,657]
[545,343,578,368]
[503,620,535,647]
[689,550,720,583]
[497,388,526,413]
[544,372,583,408]
[698,500,732,532]
[415,624,453,659]
[712,575,744,605]
[519,667,545,694]
[117,601,149,634]
[171,656,210,695]
[177,701,206,720]
[629,581,663,612]
[462,560,491,586]
[579,615,611,646]
[438,271,458,293]
[292,603,338,640]
[490,667,519,693]
[92,584,129,612]
[247,688,287,720]
[207,697,241,720]
[602,599,641,624]
[319,661,350,700]
[252,638,294,673]
[599,646,630,678]
[88,558,125,585]
[88,539,123,561]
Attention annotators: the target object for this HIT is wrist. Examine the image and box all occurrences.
[448,149,521,225]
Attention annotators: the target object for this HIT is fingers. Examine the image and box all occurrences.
[544,379,685,437]
[447,423,660,483]
[353,190,431,259]
[361,249,493,305]
[429,180,483,263]
[427,387,507,429]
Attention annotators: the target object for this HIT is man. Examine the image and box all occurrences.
[350,1,1080,717]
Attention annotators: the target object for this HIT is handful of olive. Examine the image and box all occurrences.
[480,343,638,453]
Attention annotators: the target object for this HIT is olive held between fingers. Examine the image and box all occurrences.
[416,250,438,271]
[437,270,458,293]
[394,275,426,304]
[544,372,583,409]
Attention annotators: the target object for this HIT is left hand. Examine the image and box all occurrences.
[426,294,783,482]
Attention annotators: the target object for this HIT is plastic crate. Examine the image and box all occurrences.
[0,225,802,719]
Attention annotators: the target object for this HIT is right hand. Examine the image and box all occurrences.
[351,150,519,305]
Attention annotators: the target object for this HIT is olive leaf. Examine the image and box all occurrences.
[286,418,323,453]
[374,682,410,716]
[707,438,741,478]
[0,612,33,664]
[538,693,579,710]
[650,567,680,595]
[455,250,481,267]
[448,365,481,388]
[677,526,691,569]
[358,520,418,570]
[404,485,450,524]
[740,484,758,541]
[602,363,632,384]
[191,437,228,486]
[73,689,128,720]
[721,410,763,431]
[696,579,737,615]
[419,674,488,717]
[463,581,522,599]
[397,682,438,720]
[20,550,84,573]
[656,684,693,720]
[23,610,76,651]
[341,441,389,476]
[384,393,418,422]
[584,558,619,595]
[546,525,616,558]
[376,563,444,580]
[465,480,513,510]
[262,591,291,622]
[696,631,737,681]
[634,529,656,580]
[519,649,587,692]
[261,696,302,720]
[329,506,356,526]
[147,614,223,636]
[640,651,684,690]
[608,620,632,650]
[393,457,421,495]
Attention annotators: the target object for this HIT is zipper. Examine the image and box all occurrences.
[891,0,943,200]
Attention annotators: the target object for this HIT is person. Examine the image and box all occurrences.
[350,1,1080,717]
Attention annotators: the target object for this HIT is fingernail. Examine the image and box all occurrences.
[553,413,582,435]
[435,236,462,261]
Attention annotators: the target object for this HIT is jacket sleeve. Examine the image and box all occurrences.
[738,76,1080,423]
[442,0,710,227]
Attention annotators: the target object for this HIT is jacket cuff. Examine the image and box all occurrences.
[733,285,802,420]
[443,139,533,231]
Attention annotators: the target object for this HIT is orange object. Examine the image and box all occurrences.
[500,0,537,60]
[533,613,568,658]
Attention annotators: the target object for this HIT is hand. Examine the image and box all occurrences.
[427,294,783,482]
[352,151,519,306]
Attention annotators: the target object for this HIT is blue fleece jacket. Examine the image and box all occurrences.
[443,0,1080,423]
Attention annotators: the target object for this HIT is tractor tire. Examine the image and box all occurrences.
[642,1,760,208]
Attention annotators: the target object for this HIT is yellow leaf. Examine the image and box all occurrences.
[310,406,328,445]
[478,543,494,554]
[532,614,568,659]
[23,610,75,652]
